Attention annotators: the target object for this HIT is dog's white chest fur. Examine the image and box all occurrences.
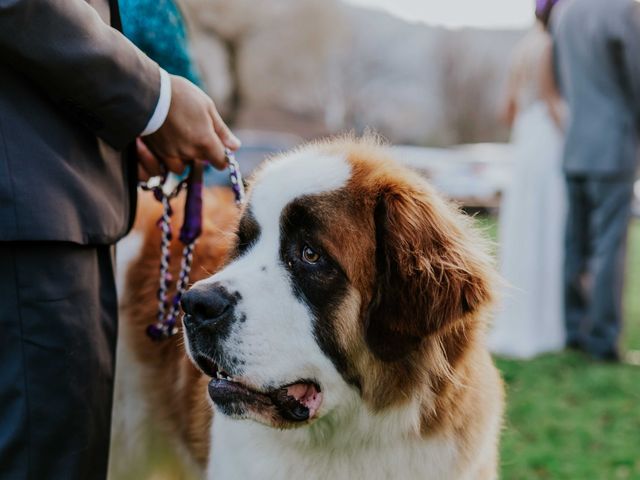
[207,408,465,480]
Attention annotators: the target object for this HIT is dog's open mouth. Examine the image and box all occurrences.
[195,354,322,424]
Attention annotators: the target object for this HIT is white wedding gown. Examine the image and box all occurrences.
[488,28,567,359]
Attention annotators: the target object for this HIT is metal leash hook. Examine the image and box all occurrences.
[141,149,244,341]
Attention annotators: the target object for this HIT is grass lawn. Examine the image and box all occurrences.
[487,218,640,479]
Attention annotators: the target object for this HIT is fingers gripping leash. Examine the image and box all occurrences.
[139,150,245,340]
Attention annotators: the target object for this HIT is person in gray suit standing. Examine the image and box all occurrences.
[548,0,640,361]
[0,1,239,478]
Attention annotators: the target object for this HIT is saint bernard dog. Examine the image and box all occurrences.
[118,137,504,479]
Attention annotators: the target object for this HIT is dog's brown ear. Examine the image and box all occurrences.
[365,186,492,361]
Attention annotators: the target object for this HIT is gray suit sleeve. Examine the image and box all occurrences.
[0,0,161,150]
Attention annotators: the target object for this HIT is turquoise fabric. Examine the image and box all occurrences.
[119,0,202,86]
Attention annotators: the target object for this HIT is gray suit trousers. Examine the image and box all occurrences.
[0,243,118,480]
[564,177,634,356]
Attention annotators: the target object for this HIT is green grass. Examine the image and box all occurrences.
[489,218,640,480]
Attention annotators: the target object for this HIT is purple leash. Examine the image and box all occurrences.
[140,150,245,341]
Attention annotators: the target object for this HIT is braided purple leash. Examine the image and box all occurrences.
[140,150,244,341]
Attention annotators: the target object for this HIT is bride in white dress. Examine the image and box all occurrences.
[488,22,567,359]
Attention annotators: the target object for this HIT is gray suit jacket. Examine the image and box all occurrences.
[551,0,640,176]
[0,0,161,244]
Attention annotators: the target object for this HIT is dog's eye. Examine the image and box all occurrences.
[301,244,321,264]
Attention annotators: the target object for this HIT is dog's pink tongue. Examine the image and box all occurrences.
[286,383,323,417]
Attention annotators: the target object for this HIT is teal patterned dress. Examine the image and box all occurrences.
[119,0,202,86]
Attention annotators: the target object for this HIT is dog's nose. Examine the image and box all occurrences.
[181,283,236,329]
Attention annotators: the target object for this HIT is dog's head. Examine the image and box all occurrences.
[182,138,494,429]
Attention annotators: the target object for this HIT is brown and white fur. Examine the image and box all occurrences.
[118,137,504,479]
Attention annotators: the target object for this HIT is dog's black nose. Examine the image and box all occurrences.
[181,283,236,330]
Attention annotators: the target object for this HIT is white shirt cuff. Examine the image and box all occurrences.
[141,68,171,136]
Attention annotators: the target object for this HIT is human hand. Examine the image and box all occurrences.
[136,138,214,183]
[142,75,240,173]
[136,138,167,181]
